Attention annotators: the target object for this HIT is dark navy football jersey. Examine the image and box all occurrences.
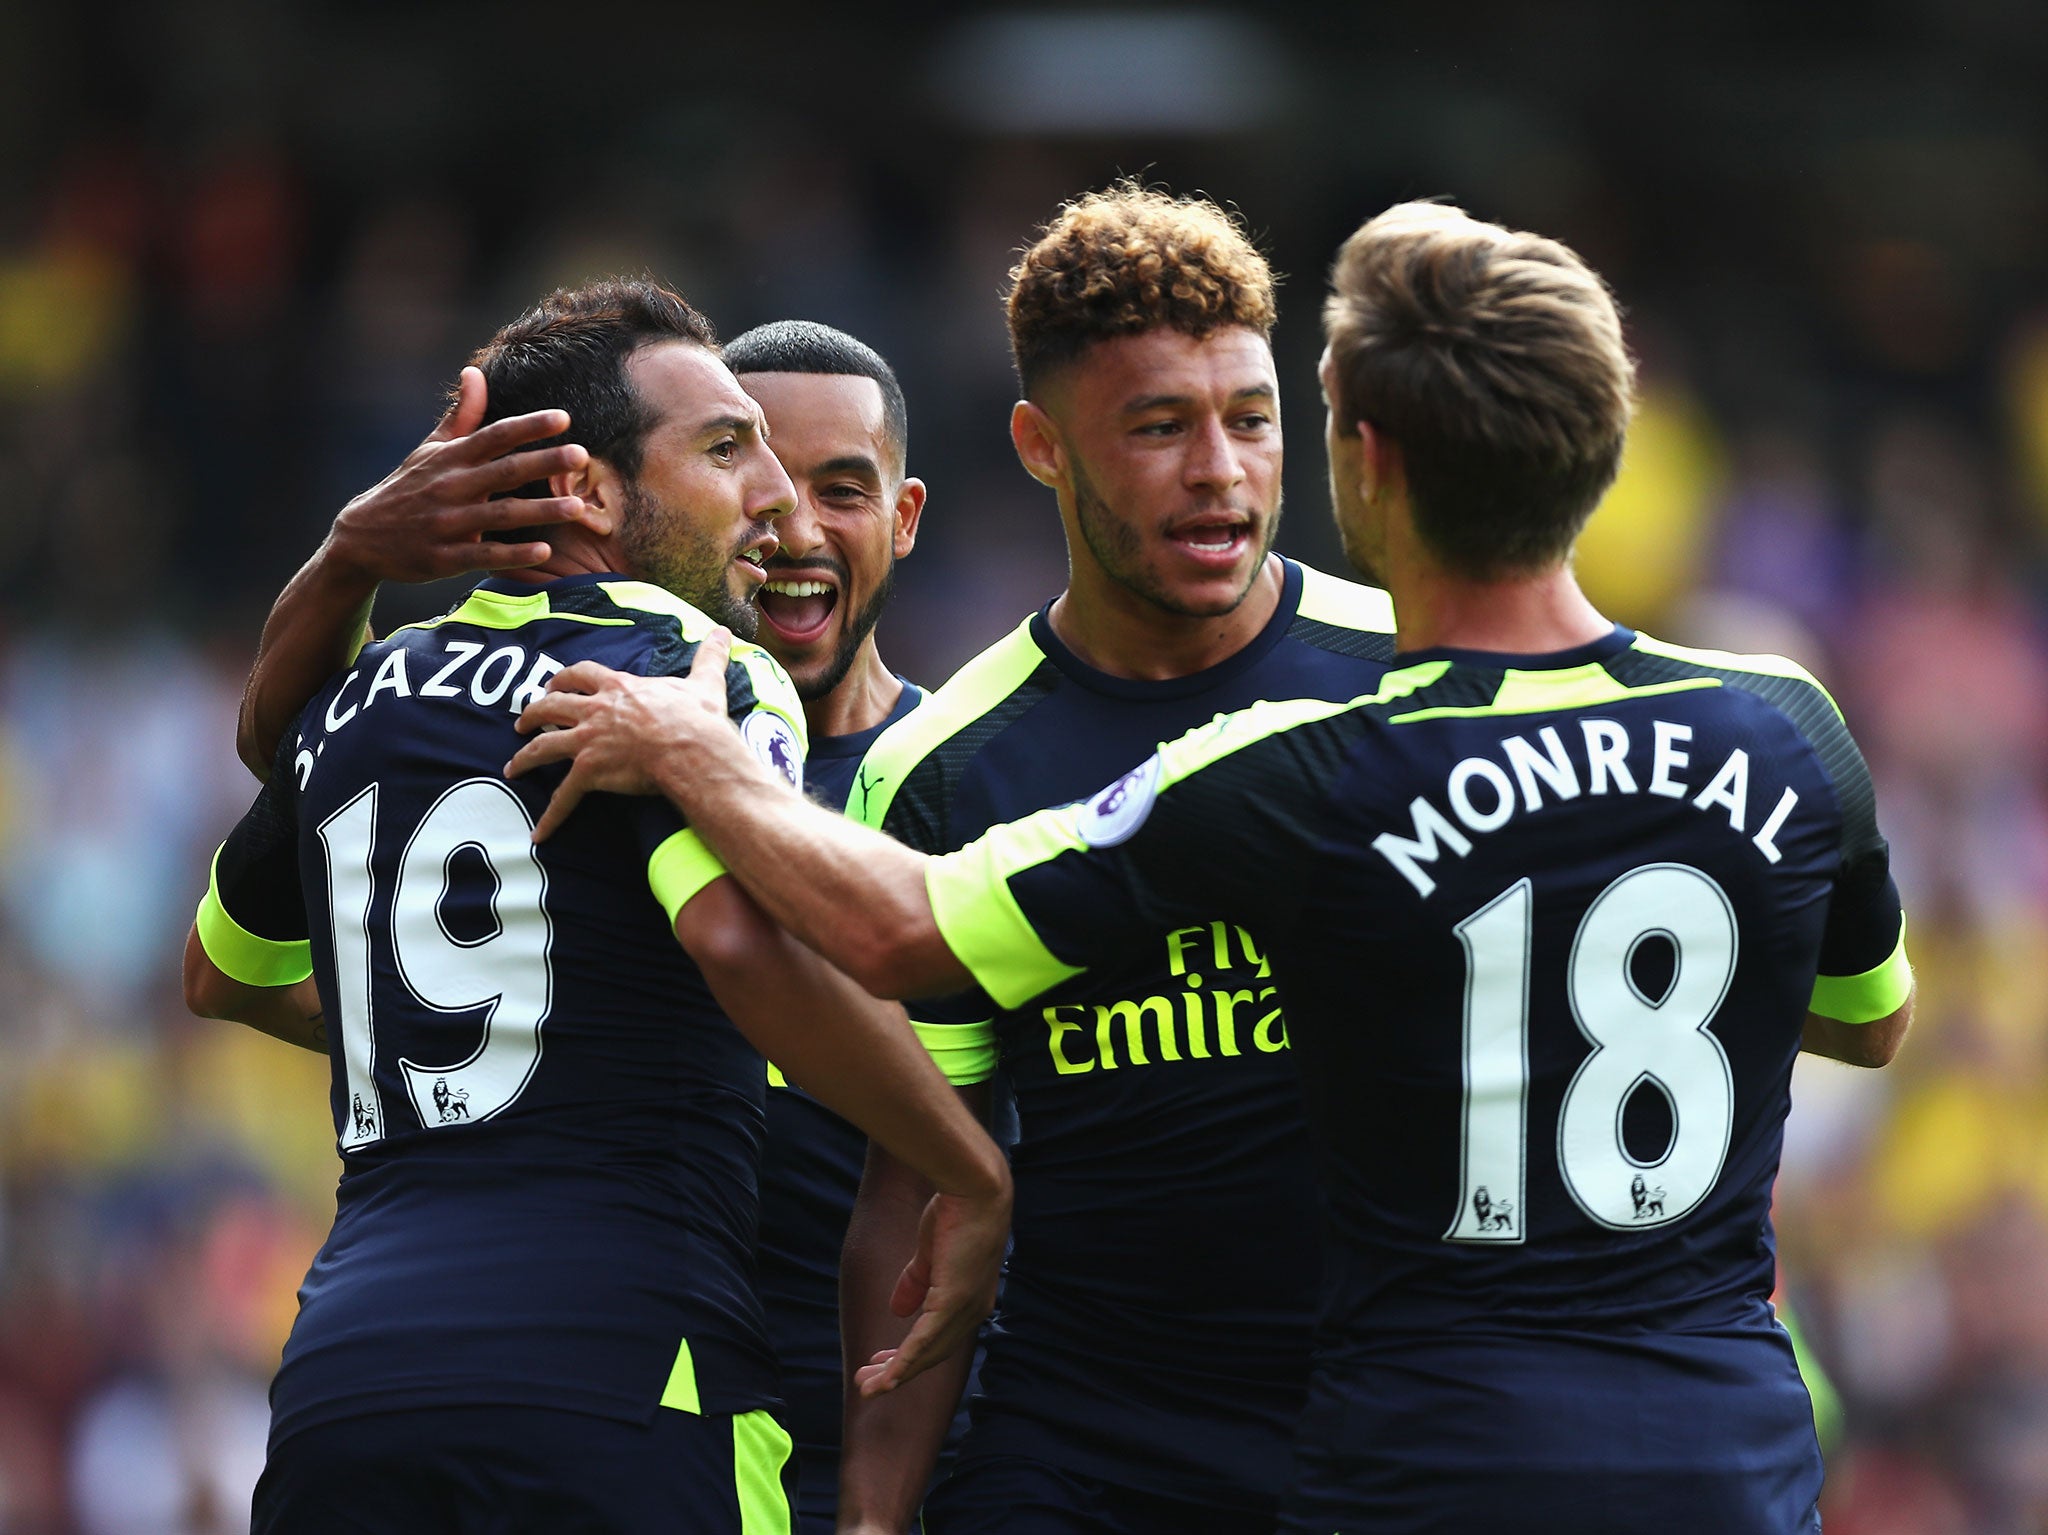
[853,560,1397,1510]
[194,573,809,1445]
[927,627,1910,1533]
[754,677,923,1457]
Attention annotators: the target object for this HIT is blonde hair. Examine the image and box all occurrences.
[1324,201,1636,578]
[1006,180,1277,394]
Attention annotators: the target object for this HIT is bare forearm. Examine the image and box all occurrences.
[238,546,375,777]
[684,889,1003,1201]
[183,930,327,1052]
[1801,987,1913,1068]
[838,1142,976,1531]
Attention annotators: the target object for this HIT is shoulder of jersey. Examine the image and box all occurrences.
[397,578,805,746]
[1288,563,1398,655]
[850,616,1050,829]
[1339,629,1852,768]
[1610,632,1845,727]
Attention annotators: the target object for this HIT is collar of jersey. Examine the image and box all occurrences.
[807,678,925,761]
[471,571,619,598]
[1025,557,1305,701]
[1393,624,1637,671]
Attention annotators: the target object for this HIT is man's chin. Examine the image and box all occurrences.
[1146,555,1271,618]
[697,585,761,642]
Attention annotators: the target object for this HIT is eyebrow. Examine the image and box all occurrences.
[1120,383,1277,415]
[694,412,763,440]
[813,454,883,480]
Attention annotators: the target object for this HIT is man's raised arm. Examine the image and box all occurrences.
[236,367,597,776]
[508,632,969,1001]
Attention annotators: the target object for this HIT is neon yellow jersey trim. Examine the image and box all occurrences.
[397,584,635,634]
[1390,668,1720,723]
[1294,563,1396,633]
[851,619,1046,828]
[733,1410,795,1534]
[1810,921,1912,1023]
[1154,693,1368,791]
[195,846,313,987]
[659,1336,701,1413]
[928,691,1382,1010]
[927,810,1088,1010]
[765,1060,789,1089]
[910,1018,998,1086]
[648,829,729,924]
[596,580,809,760]
[1631,634,1845,720]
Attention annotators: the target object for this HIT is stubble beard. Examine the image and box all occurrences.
[620,479,763,641]
[1071,460,1279,620]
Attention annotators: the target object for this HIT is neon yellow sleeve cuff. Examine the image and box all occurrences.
[910,1018,998,1086]
[195,846,313,987]
[648,829,729,926]
[1810,920,1912,1023]
[926,826,1083,1012]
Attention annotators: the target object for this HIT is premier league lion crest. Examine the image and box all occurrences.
[1078,753,1163,848]
[741,709,805,793]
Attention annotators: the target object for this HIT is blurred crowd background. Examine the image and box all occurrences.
[0,2,2045,1530]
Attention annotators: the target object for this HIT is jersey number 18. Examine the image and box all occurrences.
[1446,862,1737,1242]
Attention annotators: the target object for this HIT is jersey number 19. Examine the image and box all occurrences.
[317,777,556,1149]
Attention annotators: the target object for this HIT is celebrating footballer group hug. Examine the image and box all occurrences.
[182,183,1914,1534]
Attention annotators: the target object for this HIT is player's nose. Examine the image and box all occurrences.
[1182,414,1246,493]
[774,489,826,560]
[746,440,798,524]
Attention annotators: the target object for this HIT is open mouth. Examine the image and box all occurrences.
[757,573,839,646]
[1165,517,1254,567]
[733,535,780,590]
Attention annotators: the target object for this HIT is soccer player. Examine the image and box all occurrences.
[231,314,961,1534]
[711,321,968,1534]
[183,280,1010,1533]
[521,185,1401,1535]
[510,206,1912,1533]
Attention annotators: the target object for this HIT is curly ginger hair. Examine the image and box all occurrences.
[1005,180,1277,395]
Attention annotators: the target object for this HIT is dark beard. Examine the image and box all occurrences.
[619,479,763,641]
[1071,460,1279,619]
[792,559,896,702]
[691,576,762,642]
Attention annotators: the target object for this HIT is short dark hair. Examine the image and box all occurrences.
[468,276,718,490]
[723,320,909,471]
[1324,203,1635,580]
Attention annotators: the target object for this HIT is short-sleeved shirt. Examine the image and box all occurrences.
[754,676,924,1457]
[926,627,1911,1531]
[193,573,808,1447]
[853,560,1397,1509]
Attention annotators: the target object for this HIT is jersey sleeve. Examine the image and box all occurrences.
[636,627,811,925]
[1808,718,1910,1023]
[925,697,1359,1012]
[195,736,314,987]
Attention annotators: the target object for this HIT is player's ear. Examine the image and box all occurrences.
[1355,421,1389,507]
[1010,401,1066,491]
[892,478,928,560]
[552,457,619,538]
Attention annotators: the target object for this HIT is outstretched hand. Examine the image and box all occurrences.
[854,1187,1008,1398]
[507,628,743,841]
[326,365,603,584]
